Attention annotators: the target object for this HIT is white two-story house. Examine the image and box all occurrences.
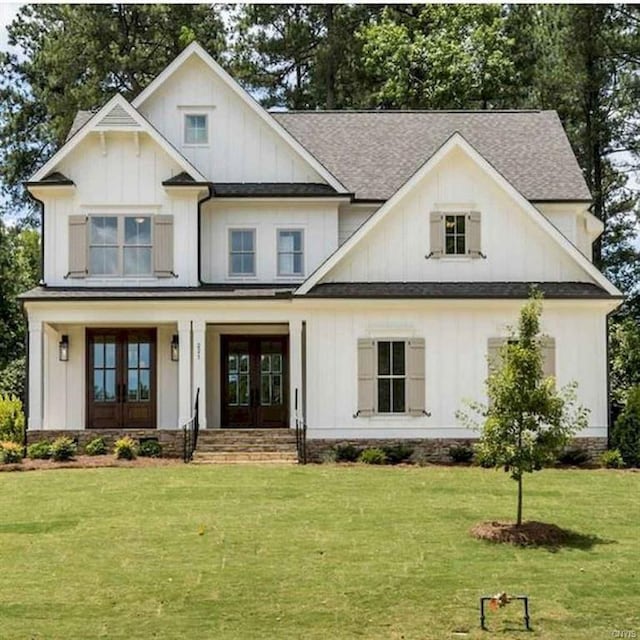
[21,42,622,459]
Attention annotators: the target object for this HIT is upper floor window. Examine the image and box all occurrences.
[277,229,304,276]
[89,216,151,277]
[444,214,466,255]
[184,114,208,145]
[429,210,482,259]
[229,229,255,276]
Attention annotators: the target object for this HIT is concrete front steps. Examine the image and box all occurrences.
[192,428,299,465]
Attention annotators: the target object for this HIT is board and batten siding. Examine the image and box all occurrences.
[137,55,325,184]
[338,205,378,246]
[325,146,594,285]
[303,301,608,440]
[42,132,200,287]
[200,200,339,283]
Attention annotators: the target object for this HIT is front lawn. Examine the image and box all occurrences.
[0,465,637,639]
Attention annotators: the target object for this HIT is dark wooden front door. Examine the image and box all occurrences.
[87,329,156,429]
[221,335,288,428]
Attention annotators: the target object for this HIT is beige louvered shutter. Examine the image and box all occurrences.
[467,211,482,258]
[429,211,443,258]
[541,337,556,381]
[487,338,505,375]
[153,215,174,278]
[407,338,426,417]
[357,339,375,417]
[68,215,87,278]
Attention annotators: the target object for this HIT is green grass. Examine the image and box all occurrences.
[0,465,637,639]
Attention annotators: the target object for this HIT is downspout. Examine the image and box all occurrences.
[197,185,214,285]
[21,192,45,453]
[21,302,29,457]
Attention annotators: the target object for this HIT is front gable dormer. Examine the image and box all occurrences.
[132,42,345,189]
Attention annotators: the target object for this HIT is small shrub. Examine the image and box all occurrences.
[50,437,77,462]
[611,385,640,467]
[27,441,52,460]
[409,450,430,466]
[358,447,387,465]
[381,443,414,465]
[319,448,337,464]
[138,439,162,458]
[0,394,25,444]
[448,444,474,463]
[334,443,359,463]
[557,446,591,467]
[114,436,137,460]
[0,441,23,464]
[85,437,107,456]
[600,449,625,469]
[474,447,497,468]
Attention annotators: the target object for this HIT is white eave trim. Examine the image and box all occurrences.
[29,94,207,183]
[131,42,347,194]
[296,132,622,297]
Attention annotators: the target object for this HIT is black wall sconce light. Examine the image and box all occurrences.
[58,335,69,362]
[171,334,179,361]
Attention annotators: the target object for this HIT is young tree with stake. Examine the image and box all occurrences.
[459,292,589,526]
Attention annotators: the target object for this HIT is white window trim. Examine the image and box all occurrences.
[183,112,210,147]
[276,228,305,278]
[87,213,154,279]
[374,338,408,416]
[228,228,257,279]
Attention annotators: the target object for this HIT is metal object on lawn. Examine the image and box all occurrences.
[479,594,530,630]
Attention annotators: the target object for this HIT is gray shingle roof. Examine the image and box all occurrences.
[306,282,615,299]
[19,285,296,301]
[20,281,618,301]
[68,107,590,202]
[212,183,342,197]
[67,110,94,140]
[272,110,591,202]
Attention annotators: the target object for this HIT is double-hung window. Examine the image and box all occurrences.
[377,340,406,413]
[229,229,256,276]
[184,114,208,145]
[277,229,304,276]
[89,215,152,277]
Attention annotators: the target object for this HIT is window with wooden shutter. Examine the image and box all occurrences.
[68,215,88,278]
[357,339,375,417]
[467,211,482,258]
[407,338,426,416]
[153,215,174,278]
[487,336,556,379]
[429,211,443,258]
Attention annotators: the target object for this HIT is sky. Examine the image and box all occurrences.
[0,3,21,52]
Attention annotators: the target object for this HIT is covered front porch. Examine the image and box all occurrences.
[25,299,305,433]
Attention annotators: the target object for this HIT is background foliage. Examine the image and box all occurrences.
[0,4,638,418]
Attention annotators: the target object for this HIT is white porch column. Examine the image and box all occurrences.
[177,320,192,427]
[192,320,207,429]
[289,319,303,429]
[28,321,43,430]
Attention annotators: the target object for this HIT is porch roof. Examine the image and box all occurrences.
[20,281,619,302]
[19,285,296,301]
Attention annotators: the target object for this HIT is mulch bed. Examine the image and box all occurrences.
[0,455,182,472]
[471,520,575,547]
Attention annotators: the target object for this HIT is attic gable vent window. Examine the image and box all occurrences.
[184,114,208,145]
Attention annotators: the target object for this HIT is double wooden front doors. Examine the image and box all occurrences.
[221,335,288,428]
[87,329,156,429]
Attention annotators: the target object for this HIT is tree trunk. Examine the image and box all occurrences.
[324,5,336,110]
[516,474,523,526]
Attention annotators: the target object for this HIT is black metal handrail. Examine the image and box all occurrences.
[182,388,200,463]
